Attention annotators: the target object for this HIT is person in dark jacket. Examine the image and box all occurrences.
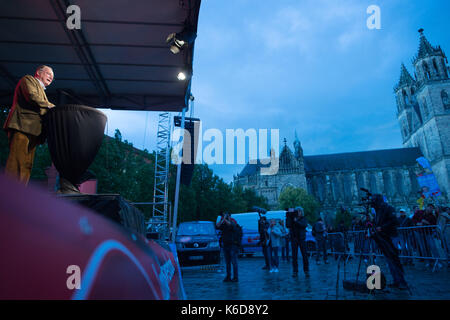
[258,215,271,270]
[371,194,408,290]
[289,206,309,277]
[216,212,239,282]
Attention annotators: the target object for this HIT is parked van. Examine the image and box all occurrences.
[216,211,288,256]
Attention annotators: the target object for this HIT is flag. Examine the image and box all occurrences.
[416,157,432,170]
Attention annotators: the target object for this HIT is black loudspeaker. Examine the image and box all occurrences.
[174,116,200,186]
[45,104,107,193]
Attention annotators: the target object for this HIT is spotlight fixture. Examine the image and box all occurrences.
[166,26,197,55]
[166,33,185,54]
[177,72,187,81]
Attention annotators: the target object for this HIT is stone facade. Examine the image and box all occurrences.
[234,144,426,212]
[234,31,450,213]
[396,30,450,198]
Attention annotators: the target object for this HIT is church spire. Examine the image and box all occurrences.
[413,28,446,64]
[413,29,449,83]
[293,131,303,160]
[395,63,415,92]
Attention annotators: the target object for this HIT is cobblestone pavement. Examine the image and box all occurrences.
[181,254,450,300]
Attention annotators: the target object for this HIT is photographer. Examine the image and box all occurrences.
[370,194,408,290]
[258,214,271,270]
[289,207,310,277]
[216,212,239,282]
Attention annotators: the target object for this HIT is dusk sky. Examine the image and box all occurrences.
[101,0,450,183]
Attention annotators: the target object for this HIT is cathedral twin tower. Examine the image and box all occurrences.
[395,29,450,199]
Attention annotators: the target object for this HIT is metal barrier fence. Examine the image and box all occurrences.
[312,225,450,272]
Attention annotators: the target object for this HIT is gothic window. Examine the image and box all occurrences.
[442,90,450,110]
[382,171,393,196]
[402,90,409,106]
[422,98,429,117]
[433,58,439,76]
[395,171,404,196]
[423,61,431,80]
[369,173,378,194]
[442,59,449,78]
[397,95,403,112]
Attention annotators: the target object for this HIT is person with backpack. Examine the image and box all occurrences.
[313,218,329,264]
[216,212,240,282]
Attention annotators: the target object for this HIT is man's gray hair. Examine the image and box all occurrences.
[36,65,52,73]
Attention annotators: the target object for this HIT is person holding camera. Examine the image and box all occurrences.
[289,207,310,277]
[216,212,239,282]
[370,194,408,290]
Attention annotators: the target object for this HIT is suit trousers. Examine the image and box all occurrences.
[5,131,39,185]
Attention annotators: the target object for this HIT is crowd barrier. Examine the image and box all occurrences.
[311,225,449,272]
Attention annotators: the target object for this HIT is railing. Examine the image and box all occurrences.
[313,224,449,272]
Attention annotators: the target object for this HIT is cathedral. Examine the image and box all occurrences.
[234,30,450,213]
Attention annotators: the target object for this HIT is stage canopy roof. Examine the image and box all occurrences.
[0,0,201,111]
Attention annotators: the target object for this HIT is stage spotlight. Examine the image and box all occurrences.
[166,33,185,54]
[177,72,187,81]
[166,27,197,55]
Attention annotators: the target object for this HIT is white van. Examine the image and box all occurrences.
[216,211,288,256]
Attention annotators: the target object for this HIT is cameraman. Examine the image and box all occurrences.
[370,194,408,290]
[216,212,239,282]
[258,215,271,270]
[289,207,310,277]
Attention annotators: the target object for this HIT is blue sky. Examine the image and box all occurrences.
[101,0,450,183]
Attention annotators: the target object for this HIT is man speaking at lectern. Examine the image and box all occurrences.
[3,65,55,185]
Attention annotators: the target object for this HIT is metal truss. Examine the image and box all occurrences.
[149,112,172,239]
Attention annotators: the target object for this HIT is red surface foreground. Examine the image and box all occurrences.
[0,174,184,300]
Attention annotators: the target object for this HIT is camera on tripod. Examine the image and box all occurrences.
[359,188,372,206]
[252,206,267,218]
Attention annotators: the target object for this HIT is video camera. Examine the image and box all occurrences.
[359,188,372,206]
[252,206,267,218]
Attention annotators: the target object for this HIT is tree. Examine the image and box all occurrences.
[278,186,320,224]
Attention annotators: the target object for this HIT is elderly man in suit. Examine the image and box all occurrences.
[3,65,55,184]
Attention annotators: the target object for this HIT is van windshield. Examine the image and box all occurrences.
[177,223,215,236]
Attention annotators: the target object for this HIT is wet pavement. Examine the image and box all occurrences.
[181,254,450,300]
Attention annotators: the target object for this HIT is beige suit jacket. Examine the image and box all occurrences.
[3,75,54,137]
